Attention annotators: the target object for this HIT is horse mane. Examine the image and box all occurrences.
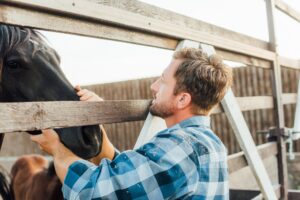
[0,26,61,77]
[0,25,67,98]
[0,26,52,57]
[0,165,13,200]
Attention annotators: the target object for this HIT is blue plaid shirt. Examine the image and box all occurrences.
[62,116,229,199]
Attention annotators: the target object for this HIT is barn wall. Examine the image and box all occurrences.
[0,66,299,157]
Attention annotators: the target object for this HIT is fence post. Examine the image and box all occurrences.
[199,43,278,199]
[266,0,289,199]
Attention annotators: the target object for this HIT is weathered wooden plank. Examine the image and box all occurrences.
[0,1,280,67]
[0,100,151,133]
[0,4,272,65]
[228,142,278,174]
[0,0,271,51]
[89,0,270,51]
[0,5,178,50]
[282,93,297,104]
[229,156,279,191]
[216,49,272,69]
[211,96,274,114]
[0,0,276,60]
[279,57,300,69]
[275,0,300,23]
[289,190,300,200]
[0,96,278,134]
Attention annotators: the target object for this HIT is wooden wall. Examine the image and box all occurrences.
[0,66,299,157]
[83,66,299,154]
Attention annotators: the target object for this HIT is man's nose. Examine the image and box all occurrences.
[150,79,159,92]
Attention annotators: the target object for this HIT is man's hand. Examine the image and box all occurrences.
[31,129,80,183]
[30,129,62,156]
[75,85,116,163]
[75,85,103,102]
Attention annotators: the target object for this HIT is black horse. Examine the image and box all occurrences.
[0,24,103,199]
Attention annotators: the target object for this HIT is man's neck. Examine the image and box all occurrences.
[165,112,196,128]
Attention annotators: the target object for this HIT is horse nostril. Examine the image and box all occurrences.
[81,126,102,150]
[27,130,42,135]
[82,128,92,145]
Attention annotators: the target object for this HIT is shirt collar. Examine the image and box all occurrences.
[169,115,211,131]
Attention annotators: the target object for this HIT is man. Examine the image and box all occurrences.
[31,47,232,199]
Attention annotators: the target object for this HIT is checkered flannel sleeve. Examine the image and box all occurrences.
[62,128,228,200]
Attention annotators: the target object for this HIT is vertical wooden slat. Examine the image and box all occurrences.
[254,67,263,145]
[248,67,257,144]
[231,68,239,153]
[266,0,288,198]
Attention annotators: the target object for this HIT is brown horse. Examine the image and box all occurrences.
[0,24,104,199]
[10,155,63,200]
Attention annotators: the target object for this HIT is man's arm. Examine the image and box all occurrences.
[31,86,115,182]
[74,85,116,164]
[31,129,81,183]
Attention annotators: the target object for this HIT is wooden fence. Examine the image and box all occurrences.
[83,66,299,154]
[1,66,298,155]
[0,0,299,199]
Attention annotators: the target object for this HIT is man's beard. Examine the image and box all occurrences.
[149,100,176,118]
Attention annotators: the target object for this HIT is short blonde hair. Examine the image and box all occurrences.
[173,48,232,114]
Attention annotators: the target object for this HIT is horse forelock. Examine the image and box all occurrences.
[0,25,61,83]
[0,25,56,61]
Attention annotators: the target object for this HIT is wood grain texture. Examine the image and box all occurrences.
[275,0,300,22]
[0,100,150,133]
[228,142,278,173]
[0,0,276,60]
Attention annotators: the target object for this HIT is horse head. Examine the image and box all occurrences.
[0,25,103,159]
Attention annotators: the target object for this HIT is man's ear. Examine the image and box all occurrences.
[177,92,192,109]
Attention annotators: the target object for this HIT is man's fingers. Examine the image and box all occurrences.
[42,129,60,140]
[30,129,58,143]
[80,92,95,101]
[30,135,40,142]
[38,144,44,150]
[42,129,57,135]
[77,89,89,96]
[74,85,81,91]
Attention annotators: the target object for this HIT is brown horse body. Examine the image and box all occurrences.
[11,155,63,200]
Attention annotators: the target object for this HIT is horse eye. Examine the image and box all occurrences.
[6,61,21,70]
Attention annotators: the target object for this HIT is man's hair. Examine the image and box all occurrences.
[173,47,232,114]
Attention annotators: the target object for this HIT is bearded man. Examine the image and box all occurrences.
[32,47,232,200]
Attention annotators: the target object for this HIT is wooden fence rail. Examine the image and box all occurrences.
[0,1,299,198]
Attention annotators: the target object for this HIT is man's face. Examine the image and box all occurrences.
[149,59,182,118]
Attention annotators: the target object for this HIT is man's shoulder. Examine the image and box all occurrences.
[161,125,227,156]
